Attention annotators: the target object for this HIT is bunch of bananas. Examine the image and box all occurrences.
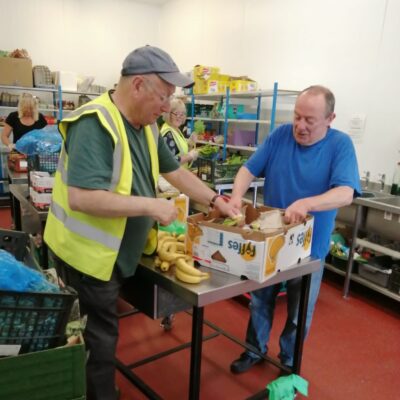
[154,231,210,284]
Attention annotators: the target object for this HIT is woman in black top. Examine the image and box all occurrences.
[1,93,47,150]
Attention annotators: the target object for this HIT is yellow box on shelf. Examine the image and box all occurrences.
[193,65,220,81]
[230,78,258,93]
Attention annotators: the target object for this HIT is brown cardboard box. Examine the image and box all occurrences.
[0,57,33,87]
[187,206,314,282]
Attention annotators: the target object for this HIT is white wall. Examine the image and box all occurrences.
[159,0,400,183]
[0,0,162,88]
[1,0,399,182]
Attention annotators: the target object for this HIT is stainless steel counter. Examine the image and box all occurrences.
[354,192,400,215]
[138,255,320,308]
[119,256,321,400]
[7,166,28,184]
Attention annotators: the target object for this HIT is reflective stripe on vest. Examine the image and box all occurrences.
[44,92,160,280]
[160,122,189,158]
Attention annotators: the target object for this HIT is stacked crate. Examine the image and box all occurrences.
[28,153,59,210]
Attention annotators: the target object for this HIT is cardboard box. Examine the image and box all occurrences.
[0,57,33,87]
[230,77,258,93]
[29,171,54,193]
[52,70,78,91]
[193,65,220,81]
[29,187,52,209]
[186,206,313,283]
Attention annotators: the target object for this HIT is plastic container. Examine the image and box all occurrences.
[197,157,242,184]
[358,255,393,288]
[0,288,77,354]
[227,129,256,147]
[388,263,400,295]
[0,228,29,261]
[0,342,86,400]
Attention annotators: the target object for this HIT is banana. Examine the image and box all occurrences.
[176,258,208,277]
[160,260,171,272]
[175,268,210,284]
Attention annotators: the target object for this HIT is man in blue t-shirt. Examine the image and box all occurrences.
[230,85,361,374]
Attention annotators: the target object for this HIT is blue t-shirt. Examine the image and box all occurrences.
[245,124,361,259]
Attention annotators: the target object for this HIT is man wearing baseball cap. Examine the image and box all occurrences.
[44,45,238,400]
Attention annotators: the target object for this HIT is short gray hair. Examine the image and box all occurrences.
[300,85,335,116]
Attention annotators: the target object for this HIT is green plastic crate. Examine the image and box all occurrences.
[0,343,86,400]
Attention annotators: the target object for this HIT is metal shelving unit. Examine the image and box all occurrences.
[188,83,299,160]
[0,84,105,120]
[325,262,400,302]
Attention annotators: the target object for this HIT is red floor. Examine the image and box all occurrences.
[1,207,399,399]
[115,276,400,400]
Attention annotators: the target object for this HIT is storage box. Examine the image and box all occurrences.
[388,264,400,295]
[0,57,33,87]
[52,71,78,92]
[0,287,77,355]
[197,157,242,184]
[0,228,29,262]
[29,186,52,209]
[186,206,314,282]
[30,171,55,193]
[193,65,220,81]
[227,129,256,147]
[358,255,393,288]
[8,152,28,172]
[28,152,60,174]
[0,342,86,400]
[230,78,258,93]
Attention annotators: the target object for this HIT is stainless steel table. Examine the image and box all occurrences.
[9,184,49,266]
[7,166,28,184]
[118,256,321,400]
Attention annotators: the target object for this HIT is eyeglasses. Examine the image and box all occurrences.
[143,77,174,105]
[171,111,186,119]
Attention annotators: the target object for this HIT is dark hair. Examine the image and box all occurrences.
[300,85,335,116]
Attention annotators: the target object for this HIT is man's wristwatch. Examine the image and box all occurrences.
[209,194,220,208]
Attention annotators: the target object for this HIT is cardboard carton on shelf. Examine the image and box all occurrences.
[186,205,313,283]
[29,186,52,210]
[0,57,33,87]
[29,171,54,193]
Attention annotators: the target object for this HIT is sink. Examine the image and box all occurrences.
[372,196,400,207]
[360,190,391,199]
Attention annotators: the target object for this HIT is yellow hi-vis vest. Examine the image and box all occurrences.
[44,92,159,281]
[160,122,189,167]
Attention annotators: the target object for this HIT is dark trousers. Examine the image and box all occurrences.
[55,258,122,400]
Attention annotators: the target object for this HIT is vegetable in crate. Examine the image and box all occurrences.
[198,144,219,158]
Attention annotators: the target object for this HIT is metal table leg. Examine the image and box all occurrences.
[343,204,363,298]
[189,306,204,400]
[11,192,22,230]
[292,273,311,375]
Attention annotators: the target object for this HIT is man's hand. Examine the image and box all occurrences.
[152,198,179,226]
[214,196,242,218]
[284,199,310,224]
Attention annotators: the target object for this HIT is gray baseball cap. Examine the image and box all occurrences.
[121,45,194,88]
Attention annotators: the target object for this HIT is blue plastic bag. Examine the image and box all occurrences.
[15,125,62,155]
[0,250,59,292]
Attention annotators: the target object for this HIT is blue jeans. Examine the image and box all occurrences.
[245,260,324,367]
